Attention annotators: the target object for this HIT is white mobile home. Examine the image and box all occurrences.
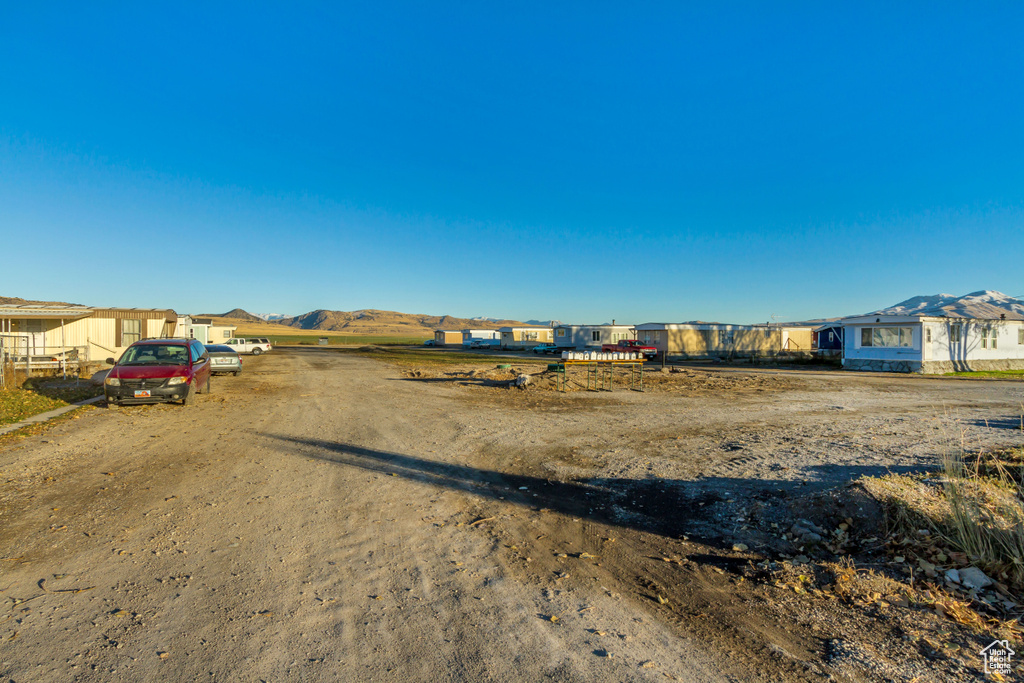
[841,291,1024,373]
[462,329,500,342]
[553,324,635,350]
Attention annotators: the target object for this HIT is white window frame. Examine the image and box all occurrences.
[860,326,913,348]
[981,325,998,349]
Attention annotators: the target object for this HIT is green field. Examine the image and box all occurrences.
[944,369,1024,379]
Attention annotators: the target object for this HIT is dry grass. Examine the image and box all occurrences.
[862,445,1024,599]
[942,449,1024,592]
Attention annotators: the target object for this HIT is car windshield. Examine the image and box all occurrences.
[119,344,189,366]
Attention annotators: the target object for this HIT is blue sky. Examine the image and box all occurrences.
[1,3,1022,324]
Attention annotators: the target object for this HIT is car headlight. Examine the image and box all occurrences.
[104,377,120,386]
[167,377,188,386]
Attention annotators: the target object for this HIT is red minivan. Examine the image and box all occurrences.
[104,338,212,406]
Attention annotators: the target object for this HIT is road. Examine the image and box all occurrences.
[2,348,1022,681]
[0,348,731,682]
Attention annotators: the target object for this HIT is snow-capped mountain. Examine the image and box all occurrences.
[870,290,1024,319]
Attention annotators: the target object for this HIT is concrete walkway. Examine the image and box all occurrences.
[0,395,105,436]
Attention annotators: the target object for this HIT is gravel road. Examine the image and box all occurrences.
[2,348,1022,681]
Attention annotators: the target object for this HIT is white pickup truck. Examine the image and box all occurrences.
[224,337,272,355]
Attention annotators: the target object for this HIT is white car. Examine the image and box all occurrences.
[224,337,272,355]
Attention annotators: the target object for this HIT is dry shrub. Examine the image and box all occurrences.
[942,449,1024,592]
[862,446,1024,597]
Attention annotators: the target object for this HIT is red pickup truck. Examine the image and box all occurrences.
[601,339,658,359]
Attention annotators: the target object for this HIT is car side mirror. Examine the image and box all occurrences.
[105,358,115,365]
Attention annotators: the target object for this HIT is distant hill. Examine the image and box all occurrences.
[0,295,79,306]
[206,308,266,323]
[283,309,531,336]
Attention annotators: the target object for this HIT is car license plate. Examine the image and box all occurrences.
[214,358,230,365]
[134,390,151,398]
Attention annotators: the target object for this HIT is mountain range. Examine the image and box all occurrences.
[870,290,1024,320]
[210,307,538,336]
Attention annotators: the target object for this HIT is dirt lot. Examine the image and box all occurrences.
[1,348,1023,681]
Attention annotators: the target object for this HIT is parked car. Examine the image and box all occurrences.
[224,337,272,355]
[532,343,559,355]
[423,339,435,346]
[205,344,243,376]
[104,338,211,406]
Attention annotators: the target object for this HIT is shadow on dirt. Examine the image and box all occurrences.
[393,376,518,389]
[263,434,925,550]
[971,416,1024,432]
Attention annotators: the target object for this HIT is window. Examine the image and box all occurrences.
[925,328,932,343]
[828,331,835,343]
[654,331,661,342]
[1019,326,1024,345]
[718,330,735,346]
[949,323,962,344]
[556,328,565,337]
[981,325,998,349]
[860,326,912,348]
[121,319,141,346]
[592,331,600,342]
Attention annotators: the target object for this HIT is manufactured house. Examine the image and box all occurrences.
[553,324,635,350]
[499,326,553,350]
[177,316,236,344]
[633,323,814,359]
[462,329,500,342]
[841,291,1024,373]
[433,330,463,346]
[1,305,177,368]
[461,329,500,347]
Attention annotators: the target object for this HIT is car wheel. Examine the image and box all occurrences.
[252,348,262,356]
[181,381,195,406]
[204,374,211,394]
[233,370,241,376]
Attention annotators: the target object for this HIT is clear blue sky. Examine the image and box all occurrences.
[2,3,1022,324]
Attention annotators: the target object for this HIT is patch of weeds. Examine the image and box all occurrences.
[0,378,102,427]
